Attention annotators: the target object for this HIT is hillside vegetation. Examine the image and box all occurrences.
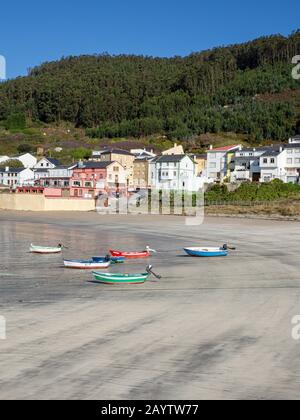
[205,180,300,203]
[0,31,299,148]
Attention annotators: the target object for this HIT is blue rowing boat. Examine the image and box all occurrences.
[183,247,228,257]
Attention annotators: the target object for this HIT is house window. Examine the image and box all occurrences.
[270,158,275,164]
[263,158,268,164]
[287,150,293,154]
[174,171,177,176]
[287,159,293,164]
[209,163,216,168]
[73,181,81,187]
[85,181,92,187]
[113,166,119,172]
[210,153,216,159]
[295,159,300,164]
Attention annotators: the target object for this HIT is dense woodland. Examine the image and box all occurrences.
[0,31,300,142]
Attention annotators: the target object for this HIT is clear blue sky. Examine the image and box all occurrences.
[1,0,299,79]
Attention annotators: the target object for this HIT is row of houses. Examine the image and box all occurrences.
[206,135,300,184]
[1,135,300,196]
[0,144,208,196]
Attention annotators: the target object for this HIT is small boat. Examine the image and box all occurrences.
[92,271,149,285]
[184,247,228,257]
[92,256,125,264]
[30,244,63,254]
[64,259,111,269]
[109,246,156,259]
[92,265,161,285]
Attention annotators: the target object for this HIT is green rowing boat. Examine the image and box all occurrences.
[92,271,150,285]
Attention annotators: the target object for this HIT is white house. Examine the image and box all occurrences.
[281,142,300,183]
[288,135,300,145]
[150,154,196,191]
[33,168,50,181]
[34,157,60,169]
[206,145,241,182]
[12,153,37,168]
[230,147,269,183]
[0,167,34,187]
[259,147,286,183]
[37,165,76,188]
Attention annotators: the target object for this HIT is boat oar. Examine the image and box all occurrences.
[146,265,162,279]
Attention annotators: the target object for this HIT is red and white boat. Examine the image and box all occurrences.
[109,246,156,259]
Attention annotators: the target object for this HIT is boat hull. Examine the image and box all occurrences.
[92,271,149,284]
[184,247,228,257]
[92,256,125,264]
[109,250,150,259]
[64,260,111,269]
[30,244,62,254]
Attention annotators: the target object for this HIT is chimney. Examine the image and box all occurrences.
[5,166,9,172]
[174,143,177,148]
[209,145,213,150]
[280,146,283,152]
[78,160,84,169]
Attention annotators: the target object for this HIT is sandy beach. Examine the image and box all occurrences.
[0,210,300,399]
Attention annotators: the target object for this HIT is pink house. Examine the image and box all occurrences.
[70,161,126,198]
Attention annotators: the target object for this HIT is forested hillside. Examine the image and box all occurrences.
[0,31,300,143]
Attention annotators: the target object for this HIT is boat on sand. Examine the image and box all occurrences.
[92,265,161,285]
[30,244,63,254]
[109,246,156,259]
[63,259,111,269]
[183,246,229,257]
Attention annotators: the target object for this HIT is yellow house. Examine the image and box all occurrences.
[162,143,184,156]
[193,154,207,176]
[98,149,135,187]
[133,159,150,188]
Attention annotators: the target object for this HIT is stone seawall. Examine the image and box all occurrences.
[0,194,96,212]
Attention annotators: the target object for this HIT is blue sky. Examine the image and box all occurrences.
[0,0,299,79]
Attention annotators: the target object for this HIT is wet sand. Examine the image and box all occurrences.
[0,210,300,399]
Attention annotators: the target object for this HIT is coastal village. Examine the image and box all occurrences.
[0,135,300,202]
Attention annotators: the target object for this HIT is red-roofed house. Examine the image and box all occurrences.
[207,144,241,182]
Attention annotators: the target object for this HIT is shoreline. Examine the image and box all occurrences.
[1,208,300,222]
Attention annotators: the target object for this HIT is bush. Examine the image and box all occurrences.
[205,181,300,203]
[17,143,32,154]
[71,147,92,160]
[1,159,24,168]
[5,113,26,130]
